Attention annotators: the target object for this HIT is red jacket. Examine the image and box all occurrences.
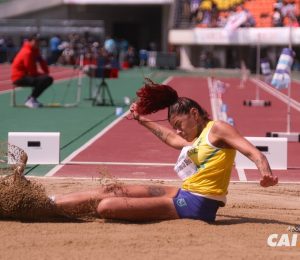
[11,41,49,82]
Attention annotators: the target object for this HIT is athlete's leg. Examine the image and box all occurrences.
[54,184,179,218]
[97,196,179,221]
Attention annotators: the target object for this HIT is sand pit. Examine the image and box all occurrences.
[0,177,299,259]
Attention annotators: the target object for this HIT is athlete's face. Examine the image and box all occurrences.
[169,108,199,142]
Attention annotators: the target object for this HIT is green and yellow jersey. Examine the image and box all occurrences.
[181,121,236,205]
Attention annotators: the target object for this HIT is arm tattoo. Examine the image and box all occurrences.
[147,186,166,197]
[254,158,272,175]
[151,128,164,140]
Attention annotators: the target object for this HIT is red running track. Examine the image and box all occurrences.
[220,77,300,182]
[48,76,300,183]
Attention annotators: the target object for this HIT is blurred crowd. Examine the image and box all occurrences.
[0,36,16,63]
[185,0,255,28]
[0,33,156,69]
[272,0,299,27]
[180,0,299,28]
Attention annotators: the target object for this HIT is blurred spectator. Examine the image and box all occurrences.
[48,35,62,65]
[0,37,6,63]
[240,5,256,27]
[281,0,299,26]
[148,41,157,51]
[176,0,300,29]
[190,0,201,24]
[118,38,129,69]
[39,38,48,61]
[83,47,109,75]
[124,46,137,68]
[272,5,284,27]
[210,2,219,27]
[182,0,191,21]
[6,36,17,63]
[139,49,148,66]
[11,34,53,108]
[281,1,297,19]
[197,0,213,27]
[104,36,117,56]
[57,42,76,65]
[83,47,118,79]
[223,6,248,35]
[91,41,100,60]
[217,11,229,27]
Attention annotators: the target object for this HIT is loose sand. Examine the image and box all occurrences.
[0,177,299,260]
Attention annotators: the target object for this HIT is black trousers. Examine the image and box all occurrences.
[14,75,53,98]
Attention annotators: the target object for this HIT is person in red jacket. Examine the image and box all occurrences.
[11,34,53,108]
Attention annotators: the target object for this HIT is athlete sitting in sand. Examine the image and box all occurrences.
[44,79,277,222]
[0,80,278,222]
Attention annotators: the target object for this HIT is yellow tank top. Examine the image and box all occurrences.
[182,121,236,197]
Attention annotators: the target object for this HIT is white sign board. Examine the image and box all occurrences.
[169,27,300,45]
[235,137,287,170]
[8,132,60,165]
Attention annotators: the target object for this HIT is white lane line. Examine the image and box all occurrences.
[45,76,174,177]
[64,161,174,166]
[45,112,127,176]
[236,168,247,181]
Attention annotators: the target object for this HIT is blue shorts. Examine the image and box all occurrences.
[173,189,220,222]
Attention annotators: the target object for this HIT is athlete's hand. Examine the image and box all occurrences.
[260,174,278,187]
[130,103,140,121]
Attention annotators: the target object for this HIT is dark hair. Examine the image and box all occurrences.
[136,78,210,121]
[168,97,209,121]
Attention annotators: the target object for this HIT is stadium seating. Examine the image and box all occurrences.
[244,0,300,27]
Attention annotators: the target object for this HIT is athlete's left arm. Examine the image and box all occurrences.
[210,121,278,187]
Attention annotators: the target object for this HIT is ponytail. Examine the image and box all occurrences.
[135,78,210,121]
[135,78,178,115]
